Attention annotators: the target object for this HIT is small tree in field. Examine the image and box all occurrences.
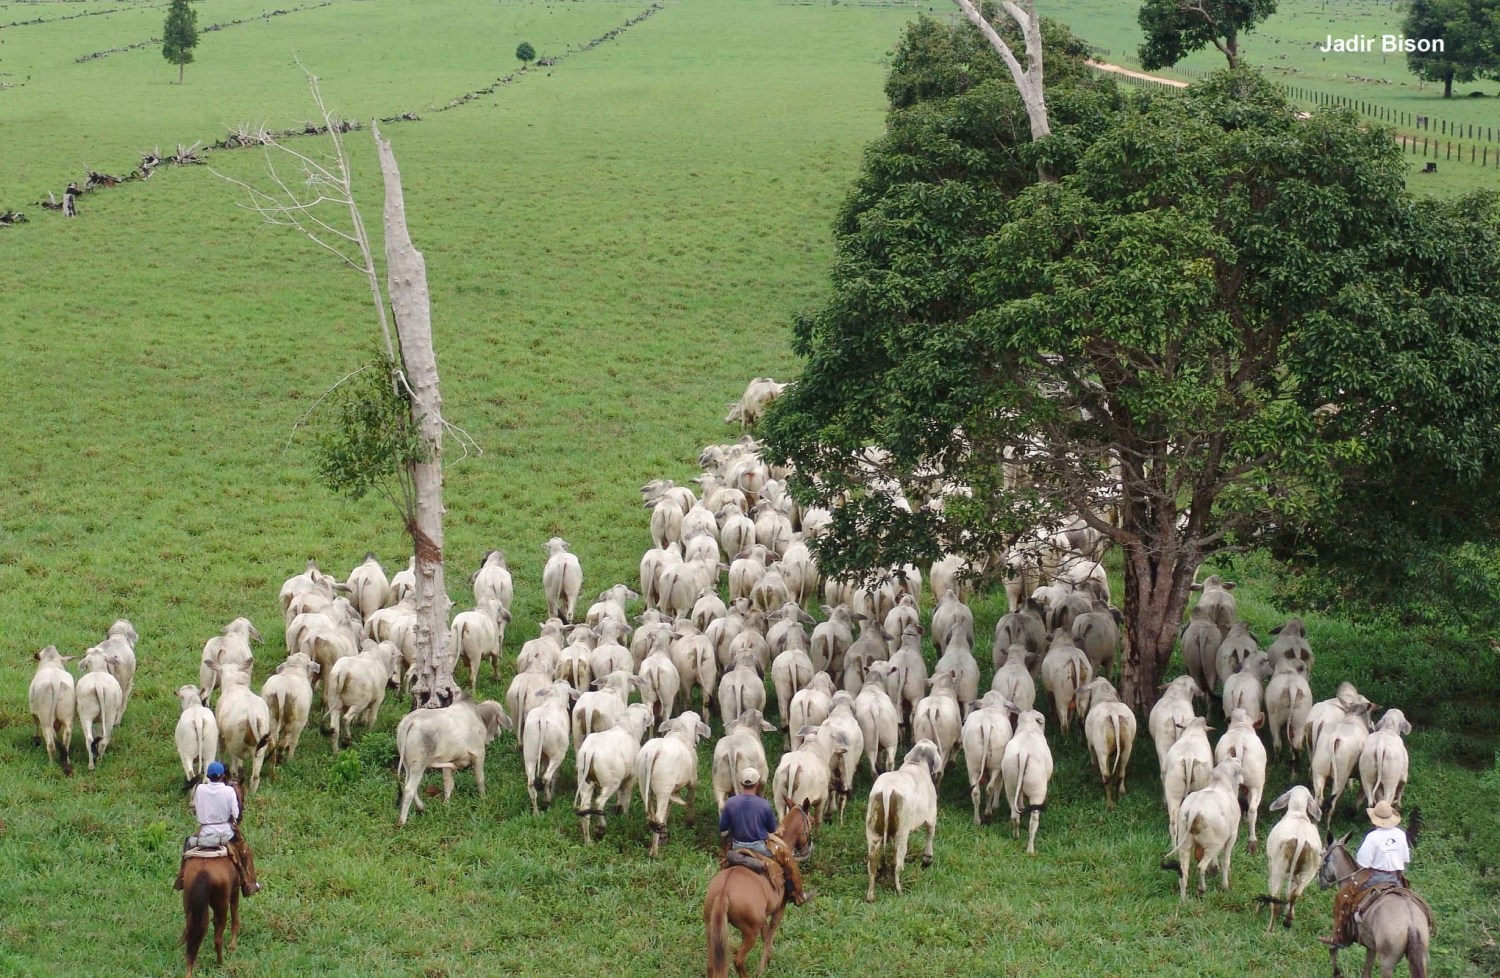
[162,0,199,85]
[516,41,536,66]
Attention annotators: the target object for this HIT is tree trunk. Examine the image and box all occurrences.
[951,0,1055,181]
[178,62,184,85]
[1119,539,1200,716]
[1443,71,1453,98]
[374,125,456,709]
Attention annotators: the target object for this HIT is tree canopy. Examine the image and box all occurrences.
[162,0,199,84]
[1136,0,1278,69]
[760,19,1500,709]
[1402,0,1500,98]
[516,41,537,64]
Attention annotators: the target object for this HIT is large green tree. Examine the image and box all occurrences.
[1402,0,1500,98]
[761,36,1500,711]
[1137,0,1279,69]
[162,0,199,85]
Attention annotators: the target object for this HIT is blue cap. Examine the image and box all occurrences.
[206,761,226,778]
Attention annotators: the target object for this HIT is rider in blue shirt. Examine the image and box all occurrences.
[719,767,806,905]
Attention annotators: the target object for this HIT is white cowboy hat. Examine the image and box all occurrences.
[1367,800,1401,828]
[738,767,761,787]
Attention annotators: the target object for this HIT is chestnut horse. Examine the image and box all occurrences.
[182,781,253,977]
[704,806,811,978]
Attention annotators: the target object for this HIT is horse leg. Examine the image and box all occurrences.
[1329,944,1343,978]
[756,905,786,978]
[732,918,757,978]
[230,888,240,954]
[1361,945,1376,978]
[212,887,228,965]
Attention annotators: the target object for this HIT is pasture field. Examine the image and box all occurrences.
[1045,0,1500,196]
[1,1,1497,976]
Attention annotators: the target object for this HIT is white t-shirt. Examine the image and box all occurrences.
[192,781,240,836]
[1356,826,1410,872]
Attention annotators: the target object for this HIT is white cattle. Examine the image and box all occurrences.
[472,549,515,614]
[1039,631,1093,736]
[1310,701,1373,826]
[28,646,76,774]
[962,692,1015,825]
[635,711,712,857]
[75,648,123,771]
[199,617,262,705]
[543,537,585,624]
[1149,675,1202,774]
[1306,683,1372,757]
[1265,657,1313,769]
[575,703,655,842]
[1214,708,1268,852]
[523,680,579,815]
[450,599,508,689]
[841,615,892,694]
[1162,716,1215,844]
[345,552,391,621]
[174,685,218,787]
[853,668,901,778]
[507,659,558,749]
[882,594,920,655]
[710,708,777,811]
[98,619,139,721]
[1171,758,1244,902]
[327,642,400,751]
[787,673,836,750]
[821,693,866,823]
[650,497,685,548]
[1359,709,1411,807]
[779,538,818,607]
[395,697,510,826]
[1188,574,1238,632]
[1267,617,1314,677]
[279,558,329,621]
[864,740,943,902]
[990,644,1038,715]
[887,623,929,728]
[639,543,681,611]
[930,591,974,657]
[516,618,568,675]
[1222,650,1272,726]
[388,557,417,606]
[772,722,852,825]
[209,661,271,793]
[808,605,854,676]
[1076,677,1136,810]
[770,647,814,732]
[717,651,767,729]
[588,584,640,628]
[1001,710,1055,854]
[571,670,636,751]
[1214,621,1259,691]
[1263,786,1325,931]
[260,652,318,764]
[911,671,963,782]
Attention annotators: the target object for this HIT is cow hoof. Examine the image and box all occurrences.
[593,824,607,841]
[864,893,875,904]
[921,855,933,868]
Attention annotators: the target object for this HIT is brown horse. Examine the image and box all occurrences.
[181,854,241,978]
[1317,834,1430,978]
[704,807,811,978]
[182,781,255,977]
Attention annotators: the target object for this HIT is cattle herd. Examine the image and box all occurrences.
[24,376,1417,938]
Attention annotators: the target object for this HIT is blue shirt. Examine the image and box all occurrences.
[719,793,777,843]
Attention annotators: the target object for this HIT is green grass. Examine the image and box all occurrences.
[1,1,1496,975]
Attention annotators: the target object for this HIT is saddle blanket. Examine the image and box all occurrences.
[185,846,229,859]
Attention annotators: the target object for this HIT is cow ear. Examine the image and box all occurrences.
[795,724,818,739]
[1224,581,1237,590]
[761,720,776,732]
[1308,799,1324,822]
[1269,623,1284,635]
[696,721,711,739]
[1188,583,1202,592]
[1268,790,1290,812]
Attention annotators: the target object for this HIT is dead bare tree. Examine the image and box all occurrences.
[216,74,476,708]
[950,0,1054,181]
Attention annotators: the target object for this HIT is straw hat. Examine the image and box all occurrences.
[738,767,762,788]
[1367,800,1401,828]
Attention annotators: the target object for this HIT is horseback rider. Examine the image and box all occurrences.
[1324,800,1409,947]
[718,767,807,906]
[173,761,261,898]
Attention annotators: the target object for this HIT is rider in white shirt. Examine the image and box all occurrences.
[173,761,260,897]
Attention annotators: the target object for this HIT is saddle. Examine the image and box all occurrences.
[1333,870,1436,945]
[184,846,229,859]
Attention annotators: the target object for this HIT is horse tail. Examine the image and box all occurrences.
[181,867,212,965]
[1407,921,1428,978]
[705,879,731,978]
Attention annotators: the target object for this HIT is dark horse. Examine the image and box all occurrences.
[182,782,255,977]
[704,806,811,978]
[1317,833,1430,978]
